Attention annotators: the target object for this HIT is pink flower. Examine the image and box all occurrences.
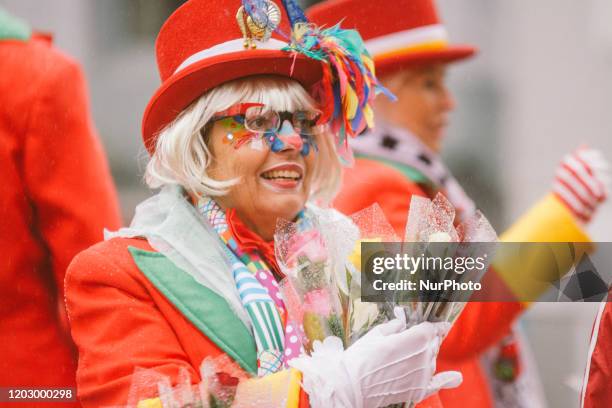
[286,229,328,266]
[303,289,333,316]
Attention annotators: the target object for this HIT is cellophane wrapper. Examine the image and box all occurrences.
[275,213,346,352]
[400,193,498,325]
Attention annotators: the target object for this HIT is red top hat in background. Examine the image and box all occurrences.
[307,0,476,77]
[142,0,323,151]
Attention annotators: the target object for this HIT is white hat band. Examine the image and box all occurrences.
[174,38,288,74]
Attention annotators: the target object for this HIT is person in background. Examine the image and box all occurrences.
[0,7,122,406]
[308,0,610,407]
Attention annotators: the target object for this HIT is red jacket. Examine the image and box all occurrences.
[66,238,222,407]
[66,237,306,407]
[582,295,612,407]
[0,34,121,405]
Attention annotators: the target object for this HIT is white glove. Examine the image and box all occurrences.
[553,147,610,223]
[290,308,462,408]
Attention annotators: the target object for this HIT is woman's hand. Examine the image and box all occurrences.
[290,308,462,408]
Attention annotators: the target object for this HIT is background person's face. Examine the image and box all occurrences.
[374,63,455,153]
[207,117,316,240]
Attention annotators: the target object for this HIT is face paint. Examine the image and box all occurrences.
[264,120,317,156]
[212,103,319,156]
[217,116,257,149]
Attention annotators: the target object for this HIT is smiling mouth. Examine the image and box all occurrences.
[260,169,303,181]
[259,165,304,191]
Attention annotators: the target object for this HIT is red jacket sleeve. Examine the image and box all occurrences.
[334,158,427,236]
[583,297,612,408]
[65,239,201,407]
[23,49,121,300]
[439,300,523,361]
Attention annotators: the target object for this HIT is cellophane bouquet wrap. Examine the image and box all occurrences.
[275,193,497,358]
[274,205,398,351]
[274,213,347,352]
[127,354,302,408]
[127,355,248,408]
[399,193,498,325]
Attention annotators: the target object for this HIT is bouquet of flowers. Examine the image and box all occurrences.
[275,193,497,359]
[399,193,497,325]
[275,205,396,351]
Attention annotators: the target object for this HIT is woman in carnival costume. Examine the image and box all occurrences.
[65,0,463,407]
[308,0,610,407]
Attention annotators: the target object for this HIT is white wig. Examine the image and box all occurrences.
[145,75,342,205]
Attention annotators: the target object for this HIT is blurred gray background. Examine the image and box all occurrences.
[4,1,611,406]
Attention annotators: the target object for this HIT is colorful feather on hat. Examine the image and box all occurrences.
[242,0,396,163]
[283,23,395,150]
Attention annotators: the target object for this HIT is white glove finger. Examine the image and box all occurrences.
[377,317,406,336]
[398,321,436,343]
[387,322,450,364]
[364,307,408,338]
[311,336,344,355]
[367,324,444,381]
[374,369,463,405]
[360,315,406,340]
[393,306,407,322]
[375,306,407,336]
[398,322,452,346]
[422,371,463,399]
[431,321,452,337]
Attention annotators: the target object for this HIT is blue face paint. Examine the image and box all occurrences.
[264,120,317,157]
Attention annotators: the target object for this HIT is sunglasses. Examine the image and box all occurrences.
[212,103,322,136]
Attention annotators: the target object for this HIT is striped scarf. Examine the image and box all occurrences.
[351,122,477,220]
[198,197,302,376]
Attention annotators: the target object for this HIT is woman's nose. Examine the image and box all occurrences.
[441,86,456,112]
[276,120,304,151]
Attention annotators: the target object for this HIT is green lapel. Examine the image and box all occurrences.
[0,8,31,41]
[356,153,438,192]
[128,247,258,375]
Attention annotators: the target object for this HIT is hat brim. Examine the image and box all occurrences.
[142,49,323,151]
[374,45,476,77]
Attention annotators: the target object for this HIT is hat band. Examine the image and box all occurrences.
[174,38,288,74]
[364,24,448,59]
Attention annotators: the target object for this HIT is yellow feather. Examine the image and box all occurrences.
[345,87,358,119]
[362,55,375,73]
[364,105,374,128]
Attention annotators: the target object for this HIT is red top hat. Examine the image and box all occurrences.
[307,0,476,77]
[142,0,324,151]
